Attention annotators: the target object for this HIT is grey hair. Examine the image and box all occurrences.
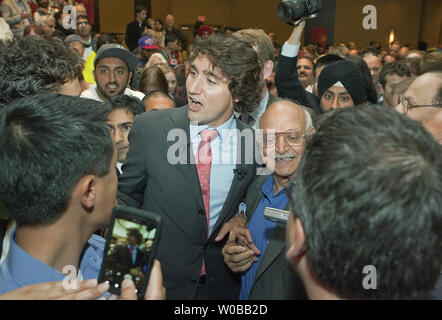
[304,109,313,134]
[36,15,55,27]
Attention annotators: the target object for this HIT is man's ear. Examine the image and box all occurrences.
[128,71,133,82]
[78,175,97,212]
[263,60,274,81]
[308,126,316,136]
[286,215,307,264]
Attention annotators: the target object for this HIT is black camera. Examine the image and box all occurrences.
[277,0,322,24]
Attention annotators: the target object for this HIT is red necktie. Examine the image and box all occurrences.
[196,129,218,276]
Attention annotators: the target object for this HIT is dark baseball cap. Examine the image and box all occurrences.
[94,44,138,72]
[64,34,91,47]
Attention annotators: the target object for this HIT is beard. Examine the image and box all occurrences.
[96,80,128,101]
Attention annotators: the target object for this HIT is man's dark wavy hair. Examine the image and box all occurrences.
[188,34,262,114]
[0,36,83,105]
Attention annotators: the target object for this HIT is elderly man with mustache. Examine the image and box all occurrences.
[222,100,314,300]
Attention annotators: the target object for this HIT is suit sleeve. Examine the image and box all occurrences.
[275,54,307,103]
[117,116,148,208]
[275,53,321,113]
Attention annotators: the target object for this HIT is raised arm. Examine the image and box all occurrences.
[275,21,306,102]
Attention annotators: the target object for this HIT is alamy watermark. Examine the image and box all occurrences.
[165,125,295,177]
[362,265,378,290]
[362,5,377,30]
[61,5,79,30]
[62,265,79,290]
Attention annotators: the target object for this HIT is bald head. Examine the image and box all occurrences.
[165,14,175,30]
[399,72,442,122]
[259,101,313,182]
[260,100,307,131]
[143,91,175,112]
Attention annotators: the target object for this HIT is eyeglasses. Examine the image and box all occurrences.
[261,131,306,148]
[77,21,89,27]
[399,96,442,114]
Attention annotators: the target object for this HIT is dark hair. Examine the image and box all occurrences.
[108,95,145,116]
[53,10,63,22]
[139,66,169,95]
[347,56,379,104]
[76,15,90,23]
[298,56,314,67]
[289,105,442,299]
[379,62,411,88]
[0,36,83,106]
[314,54,343,75]
[361,47,380,57]
[188,34,262,113]
[135,5,147,14]
[418,41,428,51]
[0,94,114,227]
[127,228,143,245]
[96,33,119,51]
[165,34,177,46]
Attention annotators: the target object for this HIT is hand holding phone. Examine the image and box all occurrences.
[263,207,290,224]
[110,259,165,300]
[98,205,162,299]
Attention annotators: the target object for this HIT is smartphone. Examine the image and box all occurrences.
[263,207,289,224]
[98,205,162,299]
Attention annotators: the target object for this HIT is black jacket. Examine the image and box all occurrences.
[275,54,321,114]
[125,20,145,52]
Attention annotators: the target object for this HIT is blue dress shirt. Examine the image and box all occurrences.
[0,228,105,295]
[239,175,289,300]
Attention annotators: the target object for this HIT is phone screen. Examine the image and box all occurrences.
[100,209,160,297]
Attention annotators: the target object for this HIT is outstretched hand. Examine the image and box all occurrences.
[110,259,166,300]
[215,214,260,256]
[0,279,109,300]
[221,231,257,273]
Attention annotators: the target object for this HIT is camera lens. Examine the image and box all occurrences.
[277,0,307,23]
[277,2,294,23]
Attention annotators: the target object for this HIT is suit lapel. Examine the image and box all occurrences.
[251,201,290,286]
[244,175,268,221]
[165,106,205,211]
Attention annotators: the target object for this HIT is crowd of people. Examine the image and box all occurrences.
[0,0,441,301]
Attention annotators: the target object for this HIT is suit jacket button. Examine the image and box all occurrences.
[198,208,205,215]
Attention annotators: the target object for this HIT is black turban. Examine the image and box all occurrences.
[318,60,367,106]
